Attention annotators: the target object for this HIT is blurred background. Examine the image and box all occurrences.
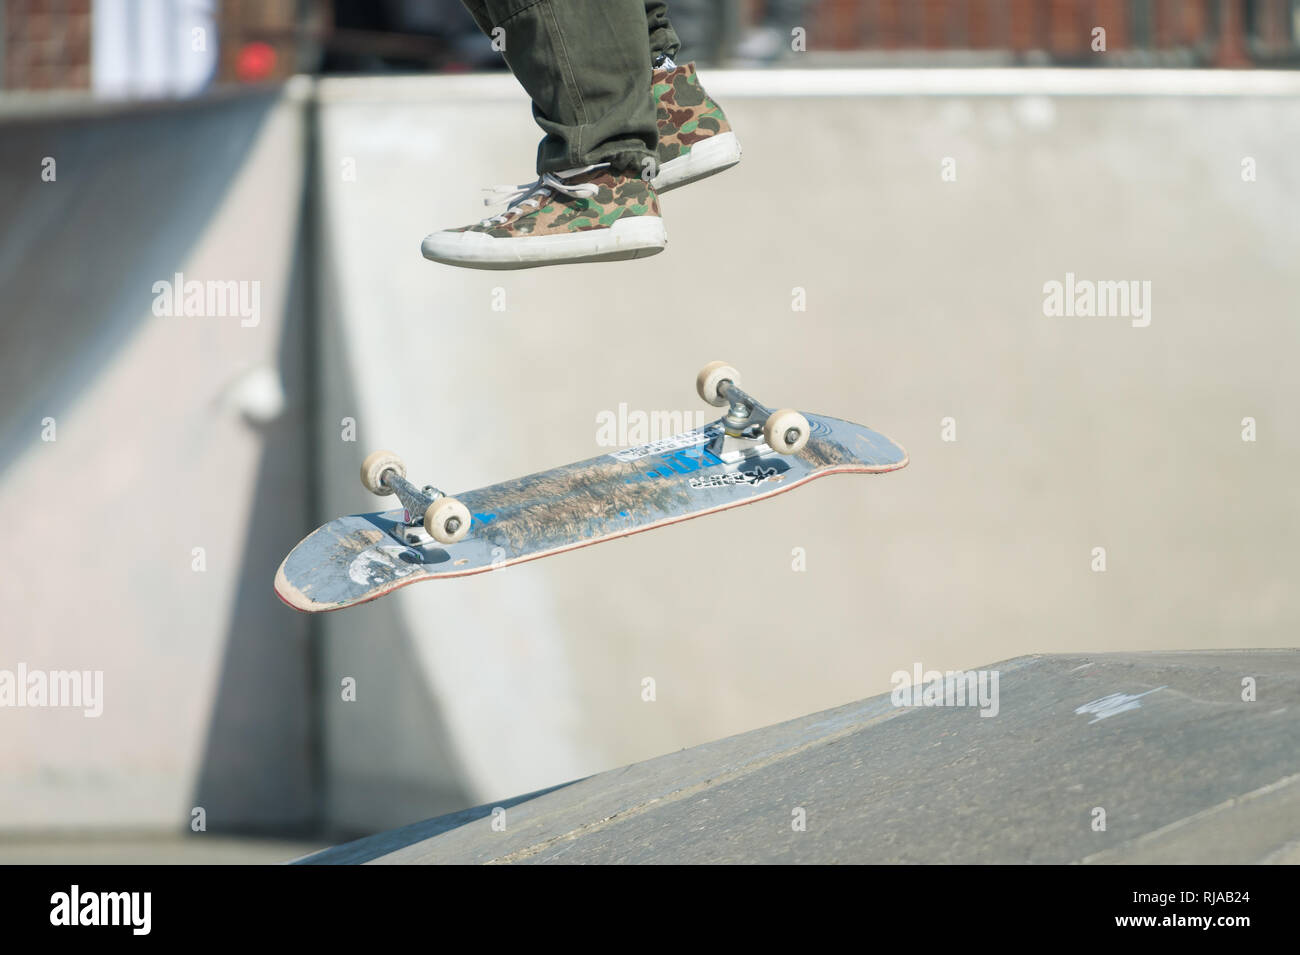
[1,0,1297,863]
[5,0,1300,88]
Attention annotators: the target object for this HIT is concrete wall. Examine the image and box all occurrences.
[0,85,313,831]
[312,70,1300,833]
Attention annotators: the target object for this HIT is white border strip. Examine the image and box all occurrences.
[709,67,1300,97]
[316,68,1300,104]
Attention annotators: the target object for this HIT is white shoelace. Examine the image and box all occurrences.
[480,164,606,225]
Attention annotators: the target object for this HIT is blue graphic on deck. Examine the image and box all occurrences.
[626,445,726,483]
[472,512,497,525]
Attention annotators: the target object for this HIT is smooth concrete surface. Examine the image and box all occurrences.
[298,650,1300,864]
[311,71,1300,833]
[0,87,314,830]
[0,835,325,865]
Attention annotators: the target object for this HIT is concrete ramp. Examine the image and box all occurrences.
[298,650,1299,864]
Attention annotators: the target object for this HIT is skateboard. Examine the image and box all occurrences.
[274,362,908,613]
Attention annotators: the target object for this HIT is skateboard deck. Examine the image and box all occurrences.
[275,413,907,613]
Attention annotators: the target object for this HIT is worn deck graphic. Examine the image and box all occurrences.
[275,413,907,612]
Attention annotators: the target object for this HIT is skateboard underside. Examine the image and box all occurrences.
[275,413,907,612]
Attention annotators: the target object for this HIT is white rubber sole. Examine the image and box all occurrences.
[421,215,666,271]
[652,131,743,193]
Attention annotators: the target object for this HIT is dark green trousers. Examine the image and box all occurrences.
[461,0,681,175]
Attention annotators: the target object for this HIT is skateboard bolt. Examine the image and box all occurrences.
[785,428,801,445]
[444,517,462,533]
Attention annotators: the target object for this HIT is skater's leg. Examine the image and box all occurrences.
[426,0,746,269]
[648,2,742,193]
[460,0,492,35]
[644,0,682,64]
[426,0,664,270]
[469,0,657,176]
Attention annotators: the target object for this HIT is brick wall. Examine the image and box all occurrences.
[802,0,1294,63]
[3,0,92,90]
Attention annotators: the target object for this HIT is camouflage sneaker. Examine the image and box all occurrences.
[651,60,742,193]
[421,164,666,270]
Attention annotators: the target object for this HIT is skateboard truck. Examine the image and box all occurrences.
[695,361,811,462]
[359,451,472,546]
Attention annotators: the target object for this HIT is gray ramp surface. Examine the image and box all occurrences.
[298,651,1300,864]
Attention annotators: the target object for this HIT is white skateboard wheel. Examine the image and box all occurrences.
[696,361,740,407]
[424,496,471,544]
[764,409,810,454]
[360,450,405,496]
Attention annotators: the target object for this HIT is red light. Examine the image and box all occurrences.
[236,42,277,82]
